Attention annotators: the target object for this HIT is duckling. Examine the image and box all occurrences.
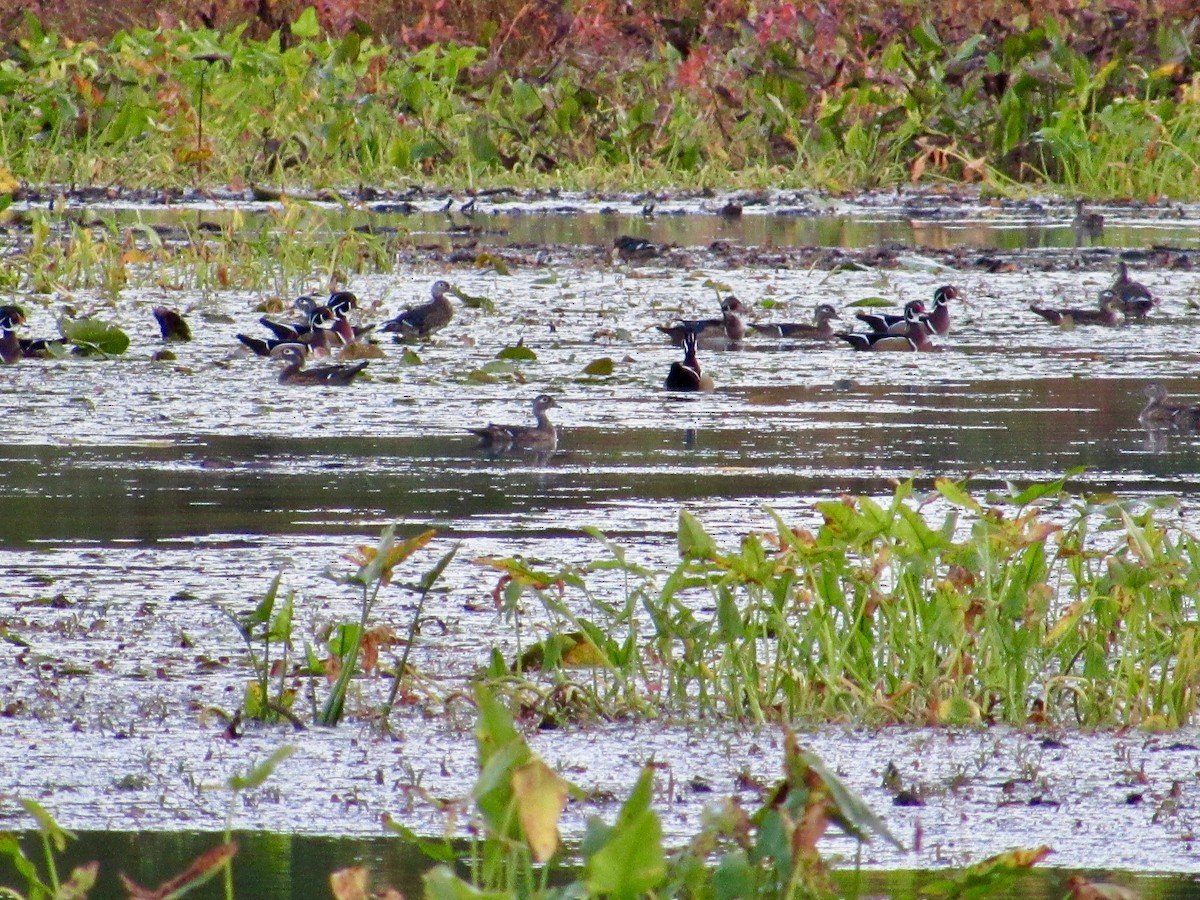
[270,343,368,385]
[382,280,454,340]
[468,394,559,452]
[750,303,841,340]
[664,331,715,391]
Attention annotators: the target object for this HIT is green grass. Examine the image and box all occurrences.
[2,10,1200,198]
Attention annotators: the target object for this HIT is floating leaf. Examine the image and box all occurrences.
[473,252,510,276]
[845,297,891,308]
[60,317,129,355]
[582,357,614,376]
[497,344,537,362]
[451,286,497,311]
[399,348,422,365]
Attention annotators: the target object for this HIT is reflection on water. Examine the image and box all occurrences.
[1,830,1195,899]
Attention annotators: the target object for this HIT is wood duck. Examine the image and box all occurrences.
[259,295,319,341]
[0,305,26,362]
[1111,261,1156,319]
[1031,290,1122,327]
[664,331,715,391]
[468,394,559,451]
[269,343,368,385]
[854,299,926,335]
[239,306,342,356]
[750,303,841,339]
[0,305,66,359]
[1139,383,1200,428]
[1072,199,1105,236]
[839,305,934,351]
[382,280,454,340]
[612,235,659,262]
[658,296,746,345]
[152,307,192,342]
[919,285,959,336]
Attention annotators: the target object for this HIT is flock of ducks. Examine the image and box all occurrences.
[0,246,1183,453]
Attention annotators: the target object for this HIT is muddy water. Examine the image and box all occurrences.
[3,194,1200,880]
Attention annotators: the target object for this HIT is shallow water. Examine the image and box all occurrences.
[3,193,1200,876]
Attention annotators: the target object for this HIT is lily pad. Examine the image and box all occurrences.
[497,344,538,362]
[846,297,891,308]
[582,357,614,376]
[450,285,496,312]
[60,317,130,355]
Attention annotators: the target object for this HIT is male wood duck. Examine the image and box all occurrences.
[468,394,559,451]
[269,343,368,385]
[1031,290,1122,327]
[0,305,26,363]
[152,307,192,342]
[0,305,66,359]
[664,331,715,391]
[854,299,926,335]
[658,296,746,345]
[238,306,341,356]
[1111,261,1156,319]
[612,235,659,262]
[1139,383,1200,428]
[382,280,454,340]
[750,303,841,339]
[839,305,934,351]
[919,285,960,335]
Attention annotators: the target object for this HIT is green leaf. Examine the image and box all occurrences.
[424,865,510,900]
[678,509,716,559]
[582,357,614,376]
[290,6,320,38]
[845,296,891,307]
[497,344,537,361]
[20,798,74,852]
[60,318,130,355]
[935,477,982,512]
[583,766,666,900]
[226,745,295,791]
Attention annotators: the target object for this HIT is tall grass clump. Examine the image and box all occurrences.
[480,474,1200,729]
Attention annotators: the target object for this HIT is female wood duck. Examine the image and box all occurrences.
[1072,199,1105,237]
[0,305,26,362]
[750,303,840,339]
[1139,383,1200,428]
[919,285,959,335]
[1031,290,1122,327]
[468,394,559,451]
[839,305,934,351]
[382,280,454,339]
[270,343,368,385]
[152,307,192,342]
[658,296,746,345]
[664,331,715,391]
[259,295,319,341]
[1111,261,1156,319]
[854,299,926,335]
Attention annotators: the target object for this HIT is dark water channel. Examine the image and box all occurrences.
[4,194,1200,886]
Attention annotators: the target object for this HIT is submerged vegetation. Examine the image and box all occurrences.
[0,1,1198,196]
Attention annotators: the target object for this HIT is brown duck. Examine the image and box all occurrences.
[1111,261,1156,319]
[382,280,454,340]
[1031,290,1122,327]
[658,296,746,345]
[468,394,559,451]
[839,305,934,351]
[270,343,368,385]
[750,303,841,339]
[1140,383,1200,428]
